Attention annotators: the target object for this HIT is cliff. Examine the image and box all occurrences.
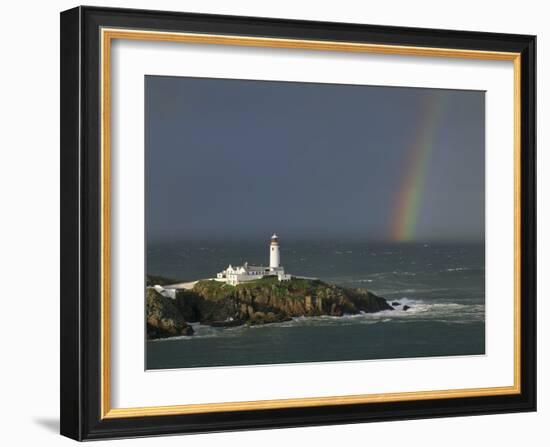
[184,277,392,325]
[146,288,194,339]
[146,277,393,339]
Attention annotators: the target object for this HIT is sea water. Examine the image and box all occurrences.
[146,239,485,369]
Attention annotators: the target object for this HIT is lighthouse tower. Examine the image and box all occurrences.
[269,233,280,270]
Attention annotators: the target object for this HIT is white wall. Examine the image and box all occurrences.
[0,0,546,445]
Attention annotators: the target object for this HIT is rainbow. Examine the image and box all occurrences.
[390,95,446,242]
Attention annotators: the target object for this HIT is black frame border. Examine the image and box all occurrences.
[60,6,536,441]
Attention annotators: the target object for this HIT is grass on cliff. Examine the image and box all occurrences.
[146,274,180,286]
[194,277,326,299]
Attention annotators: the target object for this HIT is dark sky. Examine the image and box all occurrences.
[145,76,484,243]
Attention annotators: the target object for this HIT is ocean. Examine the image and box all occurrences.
[146,239,485,369]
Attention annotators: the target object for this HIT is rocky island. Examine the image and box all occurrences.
[146,235,398,339]
[147,276,393,339]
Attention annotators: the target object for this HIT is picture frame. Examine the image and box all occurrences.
[60,5,536,441]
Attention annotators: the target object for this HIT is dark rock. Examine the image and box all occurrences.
[402,305,411,311]
[391,301,401,306]
[146,288,194,339]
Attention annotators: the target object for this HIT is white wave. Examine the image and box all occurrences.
[152,299,485,341]
[379,287,450,297]
[392,271,417,276]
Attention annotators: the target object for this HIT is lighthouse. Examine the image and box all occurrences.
[269,233,280,269]
[215,234,293,284]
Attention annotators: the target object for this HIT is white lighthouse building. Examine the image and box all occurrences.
[270,233,280,269]
[216,233,291,285]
